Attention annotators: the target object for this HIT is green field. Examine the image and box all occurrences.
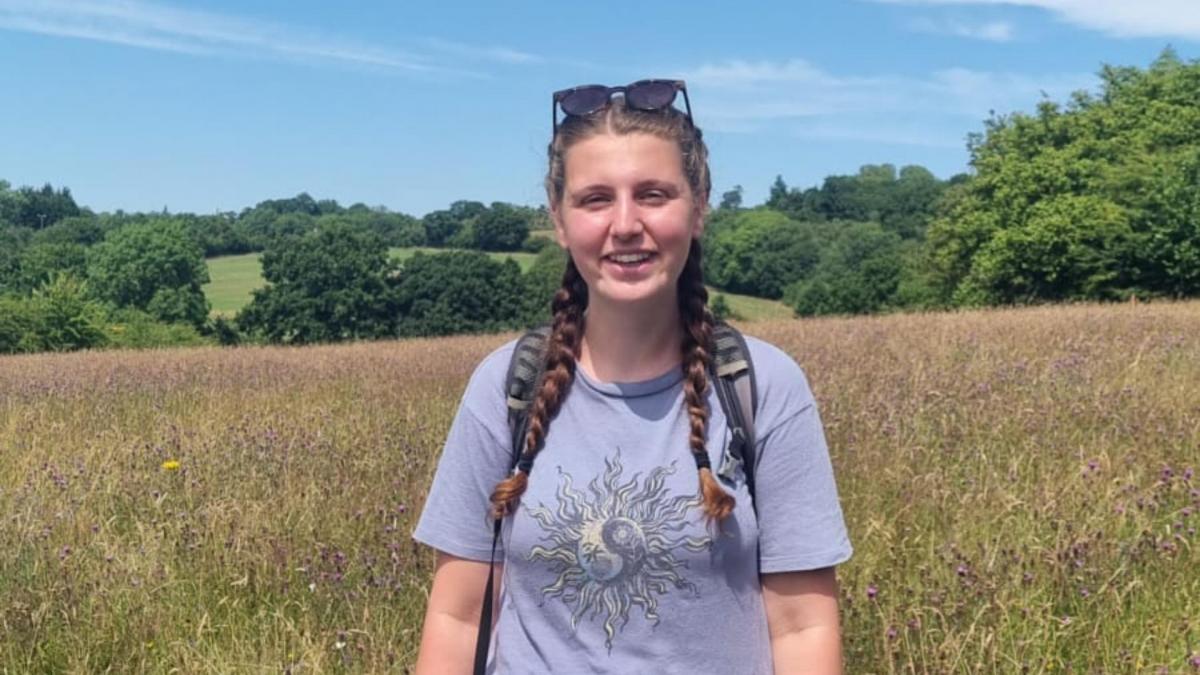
[2,301,1197,672]
[202,247,793,321]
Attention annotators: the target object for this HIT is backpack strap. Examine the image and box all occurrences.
[475,324,552,675]
[503,324,553,472]
[710,322,759,515]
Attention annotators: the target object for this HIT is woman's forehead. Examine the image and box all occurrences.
[563,132,686,186]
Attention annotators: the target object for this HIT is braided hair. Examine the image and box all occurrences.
[490,98,732,522]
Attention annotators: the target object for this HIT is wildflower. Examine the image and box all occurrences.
[161,459,181,472]
[956,564,968,577]
[886,626,898,640]
[866,584,878,600]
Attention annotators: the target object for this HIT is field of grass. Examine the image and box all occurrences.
[202,249,792,321]
[2,302,1197,672]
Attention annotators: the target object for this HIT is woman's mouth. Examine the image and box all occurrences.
[604,251,657,273]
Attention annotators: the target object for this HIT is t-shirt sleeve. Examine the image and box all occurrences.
[747,338,853,574]
[412,341,516,562]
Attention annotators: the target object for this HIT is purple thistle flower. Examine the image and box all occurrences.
[866,584,878,600]
[886,626,898,640]
[956,564,968,577]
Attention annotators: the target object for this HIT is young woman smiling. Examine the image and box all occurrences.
[413,80,852,674]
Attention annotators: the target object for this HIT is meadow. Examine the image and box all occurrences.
[201,249,794,321]
[1,301,1197,673]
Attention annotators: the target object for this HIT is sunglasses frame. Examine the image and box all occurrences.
[551,79,693,133]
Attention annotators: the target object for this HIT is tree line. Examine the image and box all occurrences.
[2,49,1197,353]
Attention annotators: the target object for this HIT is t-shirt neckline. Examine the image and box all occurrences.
[574,362,684,399]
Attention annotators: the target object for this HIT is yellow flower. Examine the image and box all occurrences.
[161,459,181,472]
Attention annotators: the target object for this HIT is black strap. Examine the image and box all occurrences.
[473,517,502,675]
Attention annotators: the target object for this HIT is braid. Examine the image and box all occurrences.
[489,258,586,518]
[678,239,735,522]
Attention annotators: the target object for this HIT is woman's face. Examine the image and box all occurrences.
[552,132,704,313]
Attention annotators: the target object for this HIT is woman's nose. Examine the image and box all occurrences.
[610,197,644,239]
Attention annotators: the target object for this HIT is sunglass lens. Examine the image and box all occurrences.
[560,86,611,116]
[626,82,677,111]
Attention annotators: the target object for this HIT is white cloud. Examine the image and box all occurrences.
[0,0,540,76]
[422,37,542,65]
[874,0,1200,40]
[907,17,1016,41]
[676,58,1094,147]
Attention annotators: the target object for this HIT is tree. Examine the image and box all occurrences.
[87,219,211,327]
[236,221,398,344]
[719,185,744,211]
[394,251,527,337]
[12,183,81,229]
[924,49,1200,303]
[704,209,823,298]
[472,202,530,251]
[785,222,904,316]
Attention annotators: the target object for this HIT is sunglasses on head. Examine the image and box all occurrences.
[552,79,693,133]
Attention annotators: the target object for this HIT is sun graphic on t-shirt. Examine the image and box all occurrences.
[525,452,712,649]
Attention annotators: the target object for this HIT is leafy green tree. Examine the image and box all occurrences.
[14,242,89,294]
[522,245,567,323]
[719,185,744,211]
[704,209,822,298]
[785,222,904,316]
[0,274,108,353]
[472,202,530,251]
[31,215,105,246]
[395,251,527,337]
[926,49,1200,303]
[956,194,1135,305]
[13,183,81,229]
[236,221,399,344]
[423,200,487,247]
[87,219,211,327]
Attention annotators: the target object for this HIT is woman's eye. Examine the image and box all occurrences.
[583,195,609,205]
[641,191,667,202]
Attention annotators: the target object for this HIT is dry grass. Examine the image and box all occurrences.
[1,302,1198,673]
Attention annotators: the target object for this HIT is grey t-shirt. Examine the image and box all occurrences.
[413,335,852,674]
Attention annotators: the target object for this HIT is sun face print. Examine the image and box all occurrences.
[525,451,712,649]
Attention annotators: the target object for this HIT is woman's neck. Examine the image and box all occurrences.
[578,296,684,383]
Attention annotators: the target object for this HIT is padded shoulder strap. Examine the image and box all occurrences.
[711,322,758,439]
[504,324,553,470]
[710,322,760,510]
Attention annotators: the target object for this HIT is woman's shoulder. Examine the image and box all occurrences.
[740,333,819,431]
[456,337,520,424]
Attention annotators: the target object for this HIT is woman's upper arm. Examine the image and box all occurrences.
[426,551,501,622]
[761,568,843,674]
[760,567,840,637]
[414,551,503,675]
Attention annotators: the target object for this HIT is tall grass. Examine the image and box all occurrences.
[1,302,1197,672]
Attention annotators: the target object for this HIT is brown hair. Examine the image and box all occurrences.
[490,97,734,522]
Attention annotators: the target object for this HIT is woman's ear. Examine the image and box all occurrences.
[552,203,569,249]
[692,195,709,239]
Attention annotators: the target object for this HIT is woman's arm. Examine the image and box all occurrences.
[414,552,503,675]
[761,567,844,675]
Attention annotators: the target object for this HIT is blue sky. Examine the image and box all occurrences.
[1,0,1197,217]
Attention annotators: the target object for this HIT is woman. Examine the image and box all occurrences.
[413,79,852,674]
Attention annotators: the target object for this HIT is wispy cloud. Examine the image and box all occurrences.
[872,0,1200,41]
[422,37,542,65]
[678,58,1093,147]
[0,0,542,76]
[906,17,1015,41]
